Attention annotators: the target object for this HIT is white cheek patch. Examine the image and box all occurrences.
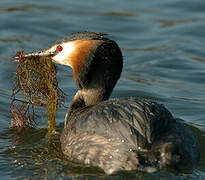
[52,42,75,67]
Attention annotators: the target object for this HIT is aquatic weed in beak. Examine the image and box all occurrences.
[10,50,65,134]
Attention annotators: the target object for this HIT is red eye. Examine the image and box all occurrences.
[57,45,63,52]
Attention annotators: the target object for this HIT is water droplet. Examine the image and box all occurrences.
[110,155,113,159]
[86,158,90,164]
[129,149,132,152]
[149,112,154,116]
[138,147,141,150]
[145,166,157,173]
[108,138,111,142]
[161,152,165,157]
[121,139,125,143]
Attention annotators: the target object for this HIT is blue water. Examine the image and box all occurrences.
[0,0,205,179]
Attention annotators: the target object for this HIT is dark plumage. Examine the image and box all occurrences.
[61,98,199,174]
[19,32,200,174]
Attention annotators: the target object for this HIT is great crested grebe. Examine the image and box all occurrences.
[16,32,200,174]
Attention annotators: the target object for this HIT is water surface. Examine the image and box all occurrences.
[0,0,205,179]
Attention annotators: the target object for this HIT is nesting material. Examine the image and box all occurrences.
[10,51,65,133]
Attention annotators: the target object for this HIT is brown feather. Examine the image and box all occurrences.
[68,40,97,79]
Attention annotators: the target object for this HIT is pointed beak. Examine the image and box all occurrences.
[13,49,56,61]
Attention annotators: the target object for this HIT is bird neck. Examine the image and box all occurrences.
[65,87,109,125]
[64,38,123,125]
[74,87,108,107]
